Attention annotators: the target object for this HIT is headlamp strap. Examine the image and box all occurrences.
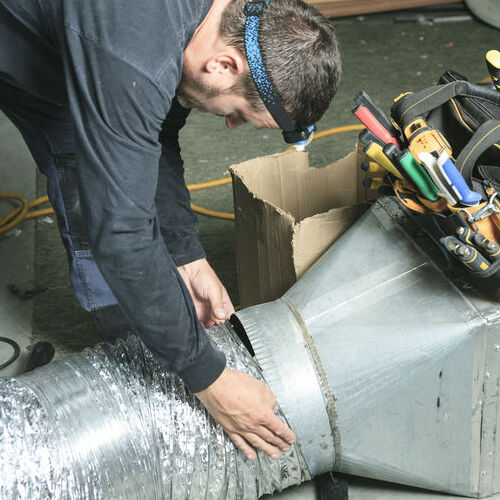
[244,0,314,145]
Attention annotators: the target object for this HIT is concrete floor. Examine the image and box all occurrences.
[1,4,499,499]
[0,111,35,376]
[267,478,500,500]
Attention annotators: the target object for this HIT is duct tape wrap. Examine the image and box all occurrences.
[0,323,310,499]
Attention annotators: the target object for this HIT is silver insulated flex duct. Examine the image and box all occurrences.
[0,325,310,499]
[1,197,499,498]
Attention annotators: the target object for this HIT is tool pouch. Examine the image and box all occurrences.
[390,72,500,299]
[412,209,500,299]
[391,71,500,195]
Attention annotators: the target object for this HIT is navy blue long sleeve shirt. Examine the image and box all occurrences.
[0,0,227,392]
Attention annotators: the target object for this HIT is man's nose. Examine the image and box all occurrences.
[225,115,245,129]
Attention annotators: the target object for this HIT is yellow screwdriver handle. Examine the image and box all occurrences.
[364,142,404,179]
[363,177,387,190]
[361,160,387,175]
[486,49,500,91]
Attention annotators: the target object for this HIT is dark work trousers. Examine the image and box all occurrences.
[0,79,135,342]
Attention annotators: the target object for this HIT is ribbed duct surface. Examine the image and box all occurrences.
[0,324,310,499]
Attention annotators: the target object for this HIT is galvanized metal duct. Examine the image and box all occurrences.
[0,324,310,499]
[235,198,500,497]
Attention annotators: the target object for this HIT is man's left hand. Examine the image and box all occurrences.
[177,258,235,328]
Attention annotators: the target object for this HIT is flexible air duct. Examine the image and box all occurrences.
[0,324,309,499]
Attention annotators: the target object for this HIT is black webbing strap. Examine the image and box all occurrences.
[391,80,500,132]
[455,120,500,183]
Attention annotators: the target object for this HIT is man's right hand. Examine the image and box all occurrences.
[196,368,296,460]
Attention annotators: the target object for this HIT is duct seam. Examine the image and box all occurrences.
[279,297,342,470]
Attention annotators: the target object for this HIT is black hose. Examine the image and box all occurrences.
[317,473,349,500]
[25,341,55,372]
[0,337,21,371]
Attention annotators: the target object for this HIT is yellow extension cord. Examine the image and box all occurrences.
[0,124,364,235]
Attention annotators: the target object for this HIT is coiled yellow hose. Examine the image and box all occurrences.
[0,124,364,234]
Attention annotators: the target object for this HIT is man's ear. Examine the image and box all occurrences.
[205,48,246,80]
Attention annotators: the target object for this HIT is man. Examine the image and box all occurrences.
[0,0,340,460]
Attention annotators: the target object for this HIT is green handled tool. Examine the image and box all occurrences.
[392,148,440,201]
[396,149,440,202]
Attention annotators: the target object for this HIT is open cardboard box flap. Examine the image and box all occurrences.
[230,148,368,307]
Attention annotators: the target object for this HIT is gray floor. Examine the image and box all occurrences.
[0,112,35,376]
[268,478,500,500]
[1,5,499,500]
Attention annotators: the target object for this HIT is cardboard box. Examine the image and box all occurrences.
[230,148,368,308]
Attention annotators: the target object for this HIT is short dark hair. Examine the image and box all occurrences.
[220,0,341,127]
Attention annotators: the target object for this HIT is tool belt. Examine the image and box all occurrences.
[358,71,500,299]
[393,72,500,299]
[391,70,500,195]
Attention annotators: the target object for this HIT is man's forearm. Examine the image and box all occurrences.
[87,215,226,392]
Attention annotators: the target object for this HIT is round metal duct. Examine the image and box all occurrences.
[465,0,500,29]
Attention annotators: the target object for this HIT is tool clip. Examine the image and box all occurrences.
[456,208,479,231]
[472,192,500,221]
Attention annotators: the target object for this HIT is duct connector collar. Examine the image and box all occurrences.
[236,300,338,476]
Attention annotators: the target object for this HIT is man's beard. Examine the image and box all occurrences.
[176,67,222,110]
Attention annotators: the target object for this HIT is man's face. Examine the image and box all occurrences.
[177,70,279,130]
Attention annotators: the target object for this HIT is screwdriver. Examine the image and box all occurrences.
[362,172,391,189]
[354,91,401,140]
[363,141,404,179]
[362,178,387,190]
[353,105,400,147]
[383,144,439,201]
[440,236,491,272]
[456,226,500,262]
[486,50,500,92]
[360,160,387,174]
[358,128,385,147]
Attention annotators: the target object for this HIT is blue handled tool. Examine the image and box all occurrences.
[418,152,457,206]
[437,152,482,206]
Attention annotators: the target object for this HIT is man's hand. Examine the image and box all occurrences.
[196,368,296,460]
[177,258,235,328]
